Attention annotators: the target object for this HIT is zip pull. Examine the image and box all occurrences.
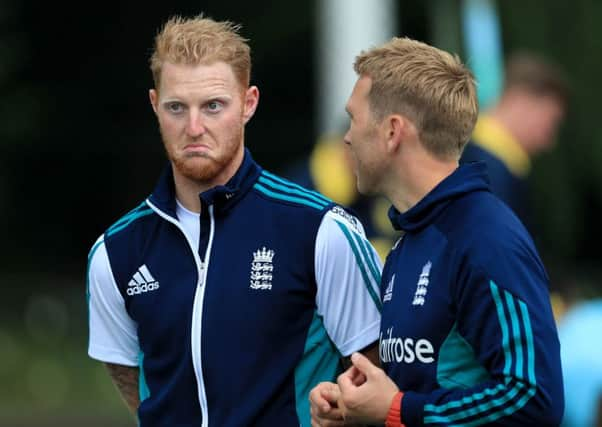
[198,261,205,287]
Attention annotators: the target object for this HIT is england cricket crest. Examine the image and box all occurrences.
[250,247,275,290]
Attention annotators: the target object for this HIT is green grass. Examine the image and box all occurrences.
[0,281,134,426]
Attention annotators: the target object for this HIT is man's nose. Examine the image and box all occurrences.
[343,129,352,145]
[186,111,207,137]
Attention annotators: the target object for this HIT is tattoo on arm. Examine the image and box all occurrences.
[105,363,140,416]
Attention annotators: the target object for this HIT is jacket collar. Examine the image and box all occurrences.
[388,162,491,233]
[148,148,262,219]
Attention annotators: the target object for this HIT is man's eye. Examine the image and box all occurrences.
[167,103,183,113]
[206,101,223,113]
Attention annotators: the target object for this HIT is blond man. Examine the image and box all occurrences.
[87,16,382,426]
[310,38,563,427]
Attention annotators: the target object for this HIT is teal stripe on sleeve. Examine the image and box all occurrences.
[261,170,331,204]
[253,183,324,210]
[107,202,148,231]
[138,351,150,402]
[257,175,328,207]
[364,237,383,267]
[424,281,536,425]
[333,220,382,311]
[424,383,507,414]
[504,290,524,379]
[106,209,154,237]
[429,385,536,427]
[490,281,512,376]
[424,384,525,423]
[425,281,514,414]
[518,300,536,386]
[350,227,381,285]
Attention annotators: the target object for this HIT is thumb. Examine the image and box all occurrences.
[350,352,378,378]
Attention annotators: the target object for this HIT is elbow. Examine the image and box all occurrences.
[527,386,564,426]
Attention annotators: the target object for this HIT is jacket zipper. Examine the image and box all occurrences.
[146,200,215,426]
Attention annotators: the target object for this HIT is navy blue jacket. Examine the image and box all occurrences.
[461,142,530,228]
[380,162,563,426]
[87,150,382,426]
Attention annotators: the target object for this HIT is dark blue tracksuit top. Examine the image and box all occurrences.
[86,150,382,426]
[380,162,563,426]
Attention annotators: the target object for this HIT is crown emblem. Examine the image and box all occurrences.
[250,247,275,290]
[253,247,275,263]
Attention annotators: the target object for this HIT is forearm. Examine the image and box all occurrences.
[105,362,140,416]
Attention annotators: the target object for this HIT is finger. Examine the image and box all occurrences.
[321,383,341,405]
[350,352,378,378]
[337,362,366,389]
[311,393,332,413]
[311,416,347,427]
[311,405,346,423]
[344,364,367,386]
[351,370,367,386]
[337,367,358,394]
[310,382,338,413]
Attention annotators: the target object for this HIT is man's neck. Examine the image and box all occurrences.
[173,149,245,213]
[173,174,207,214]
[385,150,458,214]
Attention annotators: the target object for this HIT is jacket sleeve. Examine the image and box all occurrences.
[400,242,563,427]
[87,236,139,366]
[314,208,382,356]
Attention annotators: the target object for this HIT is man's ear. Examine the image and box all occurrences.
[149,89,159,114]
[385,114,417,154]
[243,86,260,124]
[384,114,404,153]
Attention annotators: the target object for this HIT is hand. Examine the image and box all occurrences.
[309,381,346,427]
[337,352,400,424]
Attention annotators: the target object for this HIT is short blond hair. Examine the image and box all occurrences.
[354,37,478,160]
[150,15,251,90]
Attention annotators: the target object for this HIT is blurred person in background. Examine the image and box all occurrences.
[461,52,568,229]
[283,132,400,261]
[558,297,602,427]
[86,15,383,427]
[309,37,563,427]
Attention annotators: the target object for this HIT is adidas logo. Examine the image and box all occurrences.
[127,264,160,296]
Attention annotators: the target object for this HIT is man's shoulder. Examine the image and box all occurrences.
[252,169,333,215]
[439,190,533,255]
[100,200,157,247]
[322,205,366,237]
[461,142,511,174]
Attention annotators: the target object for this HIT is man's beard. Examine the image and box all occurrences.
[162,125,243,183]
